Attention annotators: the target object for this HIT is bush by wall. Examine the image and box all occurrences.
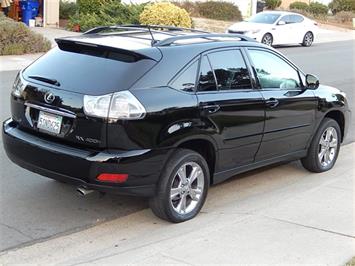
[59,0,78,19]
[196,1,242,21]
[265,0,282,10]
[68,0,144,32]
[309,2,328,16]
[289,1,309,11]
[0,13,51,55]
[77,0,107,14]
[329,0,355,14]
[139,2,192,27]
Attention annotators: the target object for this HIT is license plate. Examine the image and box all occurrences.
[37,111,63,134]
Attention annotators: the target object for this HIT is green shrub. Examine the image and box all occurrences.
[265,0,282,10]
[335,10,355,22]
[309,2,328,16]
[68,1,145,32]
[0,13,51,55]
[196,1,242,21]
[139,2,192,27]
[77,0,107,14]
[60,0,78,19]
[289,1,309,11]
[329,0,355,14]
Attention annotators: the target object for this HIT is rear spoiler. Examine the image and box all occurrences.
[55,38,159,62]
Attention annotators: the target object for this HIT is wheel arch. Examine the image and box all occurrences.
[176,137,218,185]
[324,110,345,142]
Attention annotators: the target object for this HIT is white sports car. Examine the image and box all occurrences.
[227,11,318,47]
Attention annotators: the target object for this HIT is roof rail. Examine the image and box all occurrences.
[155,33,256,46]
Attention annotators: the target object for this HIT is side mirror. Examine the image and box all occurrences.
[305,74,319,90]
[278,21,286,25]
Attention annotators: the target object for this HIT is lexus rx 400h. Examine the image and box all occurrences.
[2,26,350,222]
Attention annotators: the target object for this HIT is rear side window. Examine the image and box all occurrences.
[170,60,198,92]
[207,50,252,90]
[198,55,217,92]
[291,15,304,23]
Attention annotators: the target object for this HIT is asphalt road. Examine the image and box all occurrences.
[0,40,354,252]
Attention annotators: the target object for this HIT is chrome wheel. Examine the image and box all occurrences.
[304,32,313,46]
[318,127,338,167]
[262,34,273,46]
[170,162,204,215]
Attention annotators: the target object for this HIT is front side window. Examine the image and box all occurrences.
[170,60,198,92]
[198,55,217,92]
[208,50,252,90]
[248,49,301,90]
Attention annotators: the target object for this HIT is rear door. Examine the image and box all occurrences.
[196,48,265,172]
[246,48,317,161]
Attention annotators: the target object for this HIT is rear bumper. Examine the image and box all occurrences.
[2,118,173,197]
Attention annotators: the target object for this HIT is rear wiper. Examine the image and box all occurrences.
[28,75,61,87]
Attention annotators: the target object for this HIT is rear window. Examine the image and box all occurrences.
[23,47,157,95]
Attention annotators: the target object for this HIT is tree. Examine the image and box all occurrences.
[265,0,282,10]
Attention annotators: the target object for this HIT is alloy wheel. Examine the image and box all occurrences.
[262,34,273,46]
[304,32,313,46]
[170,162,205,215]
[318,127,338,168]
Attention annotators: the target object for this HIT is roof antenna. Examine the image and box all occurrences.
[147,25,157,46]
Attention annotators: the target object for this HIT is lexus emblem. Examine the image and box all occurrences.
[44,92,55,104]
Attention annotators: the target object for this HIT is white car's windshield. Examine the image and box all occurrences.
[248,13,281,24]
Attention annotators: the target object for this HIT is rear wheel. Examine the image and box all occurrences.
[149,149,210,223]
[301,118,341,172]
[302,31,314,47]
[261,33,273,46]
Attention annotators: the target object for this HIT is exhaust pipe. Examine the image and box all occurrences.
[76,186,94,196]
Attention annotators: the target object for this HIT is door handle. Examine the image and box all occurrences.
[200,104,221,114]
[266,98,279,108]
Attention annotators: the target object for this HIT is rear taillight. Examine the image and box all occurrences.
[97,173,128,183]
[12,72,28,98]
[83,90,146,121]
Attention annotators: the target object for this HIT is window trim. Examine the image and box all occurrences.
[246,47,305,91]
[196,47,255,94]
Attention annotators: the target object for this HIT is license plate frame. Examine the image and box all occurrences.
[37,111,63,135]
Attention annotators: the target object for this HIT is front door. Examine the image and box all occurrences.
[247,48,318,161]
[196,49,265,172]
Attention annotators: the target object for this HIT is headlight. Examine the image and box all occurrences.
[248,29,261,34]
[12,73,28,97]
[84,91,146,121]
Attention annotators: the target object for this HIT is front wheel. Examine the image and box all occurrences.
[149,149,210,223]
[301,118,341,172]
[302,31,314,47]
[261,33,273,46]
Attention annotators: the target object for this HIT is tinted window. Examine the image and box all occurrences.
[291,15,304,23]
[249,49,300,89]
[280,15,292,24]
[198,55,217,92]
[171,60,198,92]
[23,47,157,95]
[208,50,251,90]
[248,12,281,24]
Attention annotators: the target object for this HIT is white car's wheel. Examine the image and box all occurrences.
[261,33,273,46]
[302,31,314,47]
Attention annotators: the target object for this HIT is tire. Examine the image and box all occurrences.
[302,31,313,47]
[261,33,273,46]
[301,118,341,173]
[149,149,210,223]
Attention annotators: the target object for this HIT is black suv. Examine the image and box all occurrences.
[2,26,350,223]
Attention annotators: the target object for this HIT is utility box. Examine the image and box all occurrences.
[44,0,59,27]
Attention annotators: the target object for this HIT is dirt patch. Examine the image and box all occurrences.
[193,17,235,33]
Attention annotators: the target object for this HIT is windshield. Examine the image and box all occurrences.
[248,13,281,24]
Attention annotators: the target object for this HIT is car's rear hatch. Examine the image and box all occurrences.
[12,36,160,149]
